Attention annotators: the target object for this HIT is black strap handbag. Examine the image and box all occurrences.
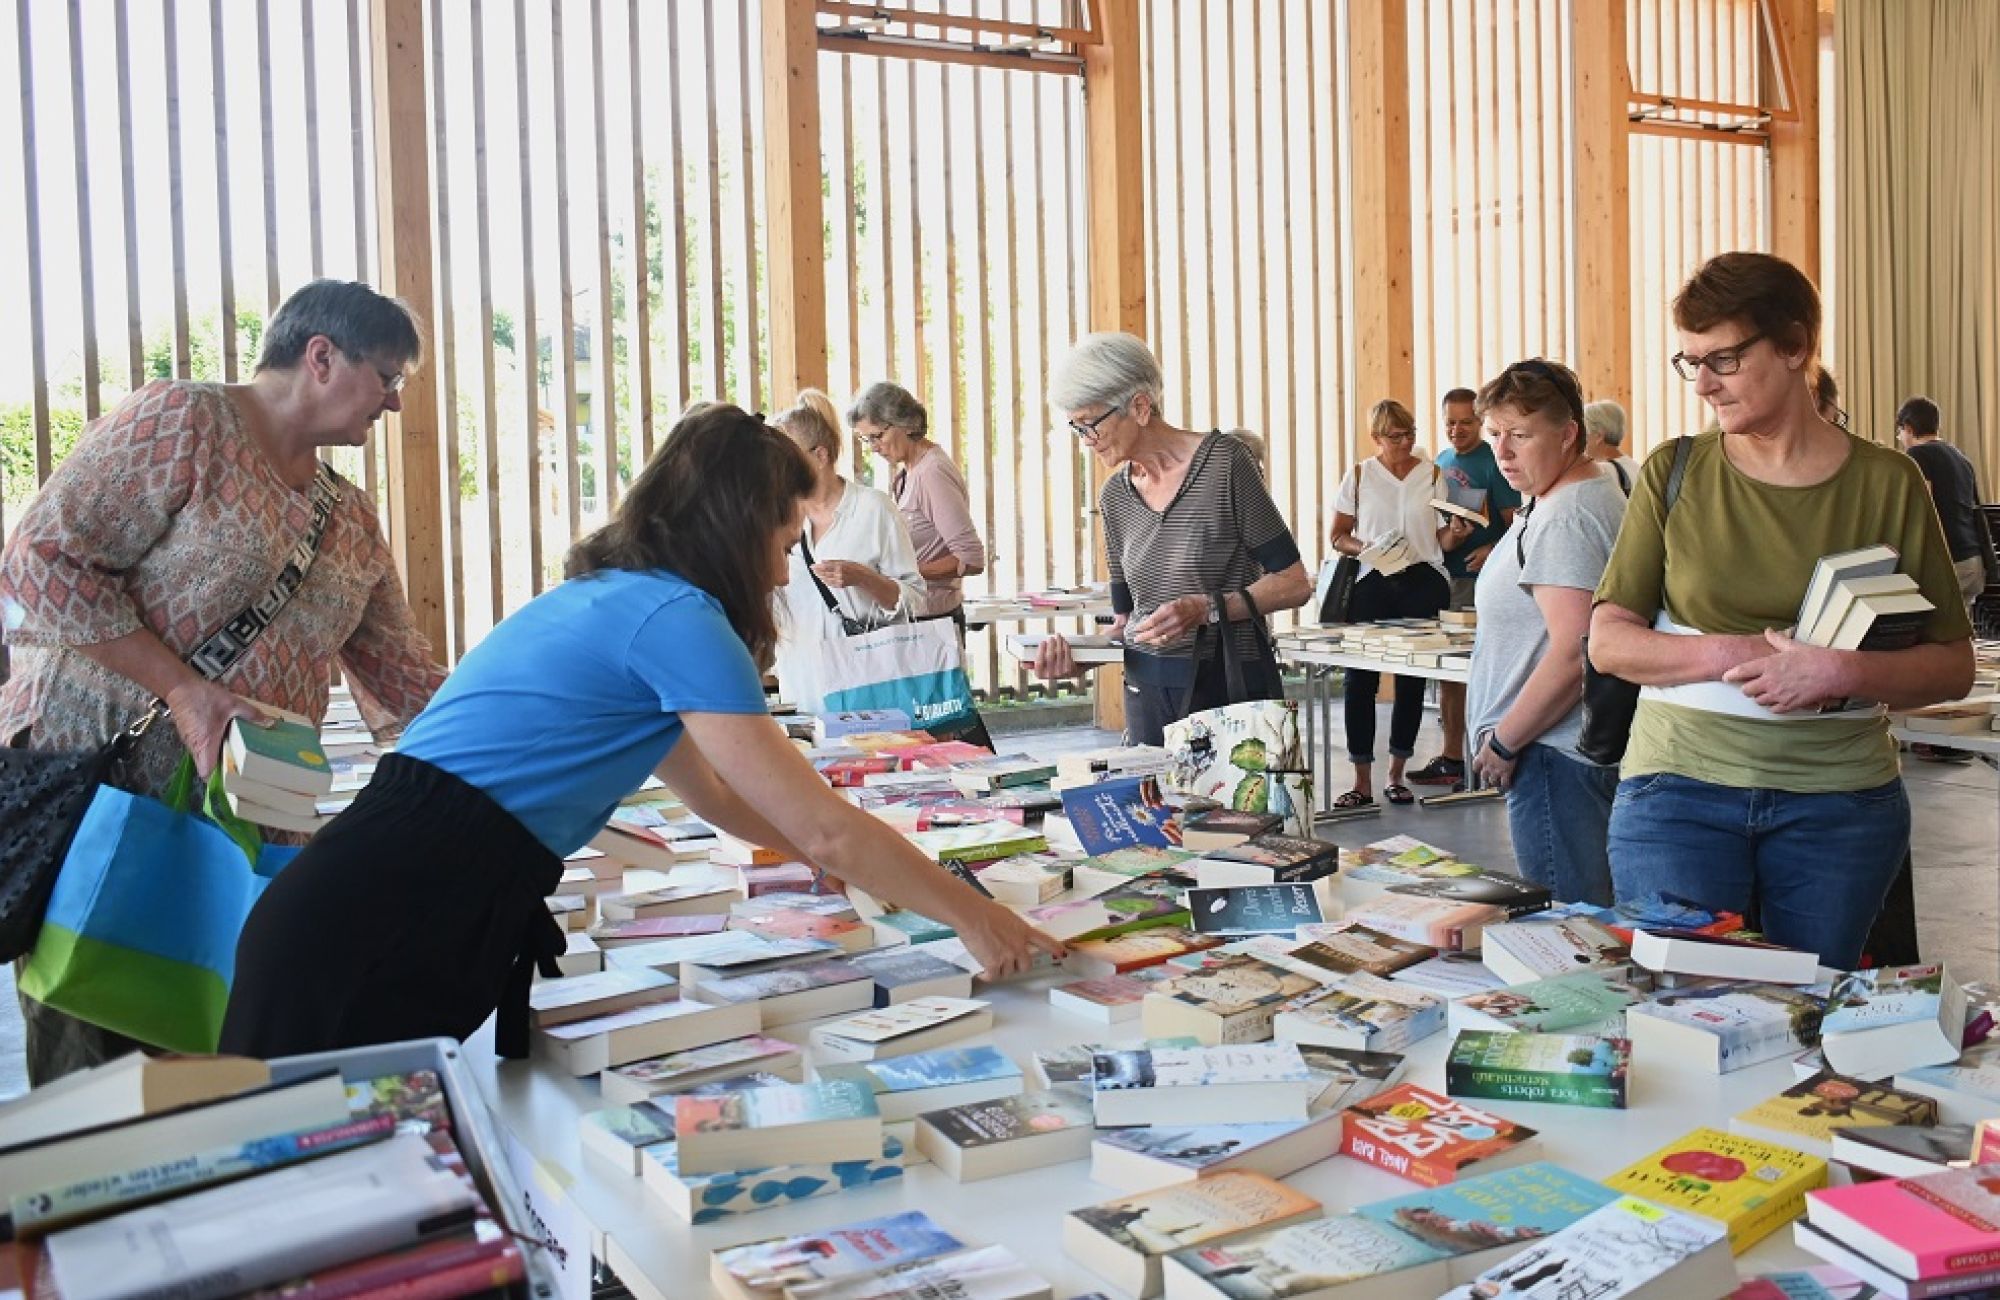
[1180,587,1282,720]
[1575,436,1694,767]
[1316,465,1364,624]
[799,530,882,638]
[0,464,342,962]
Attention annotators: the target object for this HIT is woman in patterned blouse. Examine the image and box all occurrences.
[0,279,446,1083]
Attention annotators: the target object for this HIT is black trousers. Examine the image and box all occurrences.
[220,754,565,1060]
[1342,566,1451,764]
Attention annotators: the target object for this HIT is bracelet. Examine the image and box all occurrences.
[1485,732,1519,762]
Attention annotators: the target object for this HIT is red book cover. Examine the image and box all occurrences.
[728,912,866,945]
[1339,1083,1538,1187]
[820,755,900,788]
[739,863,822,897]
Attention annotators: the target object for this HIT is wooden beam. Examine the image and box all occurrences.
[370,0,447,655]
[1083,0,1144,735]
[814,2,1099,48]
[1346,0,1414,426]
[763,0,828,398]
[1765,0,1820,282]
[1571,0,1632,411]
[816,32,1081,76]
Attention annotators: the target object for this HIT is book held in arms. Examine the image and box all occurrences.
[1435,1195,1735,1300]
[673,1078,882,1175]
[1431,476,1490,527]
[815,1046,1023,1123]
[1794,545,1936,653]
[1447,968,1648,1037]
[1631,926,1821,984]
[1445,1031,1631,1110]
[224,707,332,797]
[1821,962,1968,1079]
[1090,1044,1317,1128]
[1624,981,1827,1074]
[1140,954,1322,1046]
[808,996,994,1062]
[1006,632,1123,665]
[1730,1071,1939,1159]
[1801,1165,2000,1290]
[1064,1172,1323,1300]
[1273,972,1445,1054]
[1340,1084,1541,1187]
[645,1133,906,1226]
[913,1087,1098,1182]
[710,1210,965,1300]
[1605,1126,1826,1254]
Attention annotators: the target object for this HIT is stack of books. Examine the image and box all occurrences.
[1793,544,1935,652]
[217,709,333,833]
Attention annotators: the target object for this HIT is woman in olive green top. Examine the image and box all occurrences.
[1589,252,1973,970]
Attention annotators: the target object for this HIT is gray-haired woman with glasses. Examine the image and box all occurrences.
[1589,251,1972,969]
[1031,332,1312,746]
[847,382,986,628]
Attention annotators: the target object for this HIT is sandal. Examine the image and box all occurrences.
[1333,790,1376,810]
[1385,784,1415,806]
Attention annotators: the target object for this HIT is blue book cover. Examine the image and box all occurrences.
[1351,1161,1620,1259]
[644,1136,906,1225]
[856,1046,1020,1094]
[1061,774,1181,855]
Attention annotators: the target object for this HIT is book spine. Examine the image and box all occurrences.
[11,1115,397,1234]
[258,1232,522,1300]
[334,1249,526,1300]
[1445,1067,1623,1110]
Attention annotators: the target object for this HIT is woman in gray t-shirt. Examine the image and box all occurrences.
[1465,360,1629,906]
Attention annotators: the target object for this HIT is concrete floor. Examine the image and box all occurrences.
[1,704,1992,1104]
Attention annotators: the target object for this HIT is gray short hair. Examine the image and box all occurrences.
[847,381,929,438]
[1047,332,1164,415]
[256,279,425,372]
[1583,399,1627,448]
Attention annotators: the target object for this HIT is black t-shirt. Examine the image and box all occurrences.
[1907,439,1986,562]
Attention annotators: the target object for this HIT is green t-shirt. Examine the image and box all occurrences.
[1595,431,1972,792]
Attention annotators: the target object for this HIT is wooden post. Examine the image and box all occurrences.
[1346,0,1414,427]
[1083,0,1144,735]
[1765,0,1820,283]
[370,0,447,657]
[1571,0,1632,411]
[762,0,828,399]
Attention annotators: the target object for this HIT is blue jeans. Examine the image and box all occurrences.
[1607,771,1910,970]
[1506,744,1619,907]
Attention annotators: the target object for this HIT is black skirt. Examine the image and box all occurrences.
[220,753,566,1060]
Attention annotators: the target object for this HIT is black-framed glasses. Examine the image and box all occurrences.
[1375,430,1417,443]
[1069,405,1121,442]
[1671,331,1767,381]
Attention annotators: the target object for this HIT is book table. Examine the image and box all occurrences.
[1280,642,1473,816]
[460,954,1823,1299]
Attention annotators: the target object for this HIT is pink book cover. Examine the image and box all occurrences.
[1811,1166,2000,1277]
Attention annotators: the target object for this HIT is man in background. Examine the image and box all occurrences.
[1413,388,1521,789]
[1898,396,1993,612]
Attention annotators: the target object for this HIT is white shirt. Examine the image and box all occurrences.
[774,480,926,713]
[1332,455,1448,580]
[1599,456,1642,494]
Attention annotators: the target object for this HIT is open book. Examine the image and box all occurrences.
[1430,477,1490,527]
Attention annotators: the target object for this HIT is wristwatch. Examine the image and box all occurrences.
[1485,731,1519,762]
[1204,593,1223,625]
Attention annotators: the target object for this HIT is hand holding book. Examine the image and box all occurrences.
[1721,627,1859,714]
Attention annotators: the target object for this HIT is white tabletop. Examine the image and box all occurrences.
[461,933,1823,1299]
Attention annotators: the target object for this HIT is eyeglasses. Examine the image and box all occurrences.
[858,426,891,445]
[372,365,408,395]
[1068,405,1122,443]
[1671,331,1767,381]
[1375,430,1417,444]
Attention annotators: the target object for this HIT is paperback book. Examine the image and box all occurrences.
[1272,972,1446,1054]
[1821,962,1968,1080]
[1435,1195,1735,1300]
[1061,775,1183,855]
[1730,1072,1939,1158]
[1063,1172,1322,1299]
[1605,1127,1827,1254]
[644,1134,905,1226]
[1341,1084,1541,1187]
[1444,1031,1631,1110]
[1090,1044,1317,1128]
[1140,954,1322,1046]
[808,997,994,1062]
[912,1088,1098,1182]
[1352,1161,1624,1281]
[1280,926,1437,980]
[672,1079,882,1175]
[814,1045,1023,1122]
[1447,969,1648,1037]
[1624,981,1828,1074]
[1194,834,1340,888]
[1186,884,1326,937]
[710,1210,962,1299]
[1479,911,1632,985]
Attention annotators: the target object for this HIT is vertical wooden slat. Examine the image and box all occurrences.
[665,0,691,411]
[1004,56,1025,603]
[589,0,618,509]
[163,1,190,377]
[1167,2,1190,418]
[549,0,581,543]
[761,0,828,401]
[841,55,860,409]
[1031,67,1054,598]
[370,0,446,655]
[1197,3,1217,418]
[624,0,653,464]
[907,50,928,406]
[938,60,960,471]
[66,0,101,423]
[737,0,761,410]
[874,58,896,386]
[1348,0,1415,438]
[1251,2,1271,444]
[1767,0,1819,280]
[1220,0,1242,417]
[113,1,144,389]
[512,0,542,591]
[1272,0,1298,536]
[210,0,238,383]
[16,0,50,490]
[257,0,280,313]
[970,65,995,687]
[701,1,725,398]
[429,0,466,659]
[302,0,325,275]
[347,0,368,276]
[1303,0,1327,507]
[471,0,504,625]
[1571,0,1632,409]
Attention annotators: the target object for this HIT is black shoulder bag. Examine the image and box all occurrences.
[0,463,342,961]
[1575,436,1693,767]
[1317,464,1364,624]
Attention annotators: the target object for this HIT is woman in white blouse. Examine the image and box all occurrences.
[1327,399,1467,808]
[771,395,926,713]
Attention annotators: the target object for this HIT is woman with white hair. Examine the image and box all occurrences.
[769,393,925,714]
[847,381,987,629]
[1583,400,1640,494]
[1031,333,1313,745]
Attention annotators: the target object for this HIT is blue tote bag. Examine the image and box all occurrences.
[19,757,300,1054]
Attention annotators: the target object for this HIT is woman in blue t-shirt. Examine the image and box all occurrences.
[221,405,1066,1059]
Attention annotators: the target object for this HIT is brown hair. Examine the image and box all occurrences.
[1367,399,1417,439]
[565,404,815,669]
[1476,360,1586,454]
[1672,251,1822,363]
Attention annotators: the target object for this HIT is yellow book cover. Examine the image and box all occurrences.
[1731,1071,1938,1147]
[1604,1126,1826,1254]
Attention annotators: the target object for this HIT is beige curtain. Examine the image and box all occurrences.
[1837,0,2000,490]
